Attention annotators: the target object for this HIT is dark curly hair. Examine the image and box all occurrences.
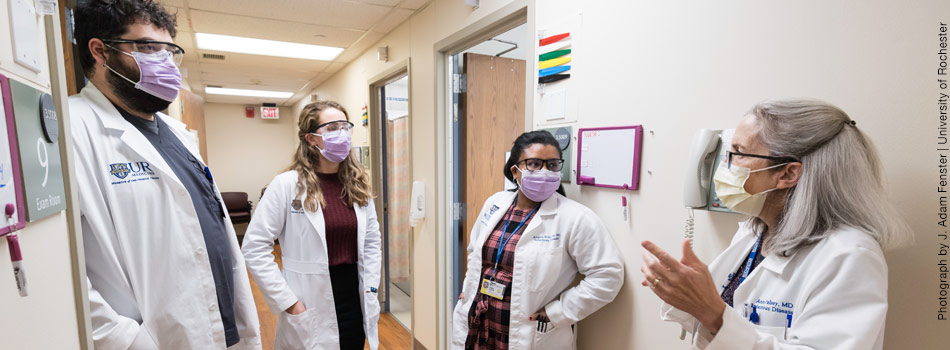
[75,0,178,76]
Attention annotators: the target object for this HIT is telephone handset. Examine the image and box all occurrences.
[683,128,736,213]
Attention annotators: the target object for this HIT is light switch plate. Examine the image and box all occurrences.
[8,0,42,73]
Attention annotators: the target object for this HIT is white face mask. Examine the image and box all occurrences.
[712,162,787,216]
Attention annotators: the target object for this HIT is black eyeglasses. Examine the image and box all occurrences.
[517,158,564,172]
[726,151,797,170]
[102,39,186,65]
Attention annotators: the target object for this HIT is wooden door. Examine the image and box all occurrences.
[461,53,526,259]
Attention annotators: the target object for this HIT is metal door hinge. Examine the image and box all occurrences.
[452,73,466,93]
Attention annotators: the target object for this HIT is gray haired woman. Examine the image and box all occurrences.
[641,100,909,349]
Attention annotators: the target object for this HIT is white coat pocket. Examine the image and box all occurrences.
[529,248,563,292]
[753,324,789,341]
[276,308,316,350]
[532,323,574,350]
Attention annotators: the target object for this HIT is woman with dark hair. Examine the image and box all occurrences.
[451,131,625,350]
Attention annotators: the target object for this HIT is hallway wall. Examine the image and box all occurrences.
[205,103,296,208]
[533,0,949,348]
[292,0,950,348]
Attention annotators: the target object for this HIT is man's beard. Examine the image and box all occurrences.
[105,54,172,115]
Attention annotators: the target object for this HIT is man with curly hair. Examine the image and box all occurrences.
[69,1,262,348]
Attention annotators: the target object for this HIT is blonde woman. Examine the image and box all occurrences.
[243,101,381,350]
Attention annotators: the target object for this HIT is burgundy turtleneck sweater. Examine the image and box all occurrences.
[316,172,358,266]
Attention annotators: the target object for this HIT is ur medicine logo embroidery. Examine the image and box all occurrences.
[109,162,158,185]
[110,163,131,179]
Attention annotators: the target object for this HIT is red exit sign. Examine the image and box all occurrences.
[261,106,279,119]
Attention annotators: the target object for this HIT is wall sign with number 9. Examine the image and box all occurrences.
[36,138,47,187]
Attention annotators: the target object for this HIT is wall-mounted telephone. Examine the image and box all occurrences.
[683,128,736,213]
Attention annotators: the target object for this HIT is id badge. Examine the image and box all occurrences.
[480,278,506,300]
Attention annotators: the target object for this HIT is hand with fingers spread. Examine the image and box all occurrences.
[641,239,727,333]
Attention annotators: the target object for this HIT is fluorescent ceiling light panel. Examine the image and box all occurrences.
[195,33,344,61]
[205,87,293,98]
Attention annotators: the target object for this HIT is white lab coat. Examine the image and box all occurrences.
[241,171,382,350]
[662,221,889,349]
[452,191,625,350]
[69,83,262,350]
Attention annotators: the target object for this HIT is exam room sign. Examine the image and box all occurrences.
[9,80,65,221]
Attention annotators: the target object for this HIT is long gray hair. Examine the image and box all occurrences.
[750,99,910,255]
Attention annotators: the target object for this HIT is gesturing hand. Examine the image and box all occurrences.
[640,239,726,333]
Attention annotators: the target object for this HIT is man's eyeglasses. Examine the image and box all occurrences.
[315,120,354,133]
[102,39,186,65]
[517,158,565,172]
[726,151,797,170]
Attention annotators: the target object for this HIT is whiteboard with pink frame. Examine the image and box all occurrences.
[575,125,643,190]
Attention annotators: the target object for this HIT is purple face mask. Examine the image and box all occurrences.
[312,129,352,163]
[106,50,182,102]
[518,168,561,202]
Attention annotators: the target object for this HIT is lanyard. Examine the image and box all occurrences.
[491,202,539,277]
[739,234,764,285]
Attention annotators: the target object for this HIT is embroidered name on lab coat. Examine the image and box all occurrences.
[534,233,561,242]
[108,161,159,185]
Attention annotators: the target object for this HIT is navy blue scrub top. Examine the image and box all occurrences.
[116,106,240,346]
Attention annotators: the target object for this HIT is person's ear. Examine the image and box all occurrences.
[510,164,521,180]
[304,133,320,147]
[775,162,802,189]
[89,38,108,68]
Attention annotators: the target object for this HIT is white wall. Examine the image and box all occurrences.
[0,3,82,349]
[534,0,949,348]
[204,103,296,209]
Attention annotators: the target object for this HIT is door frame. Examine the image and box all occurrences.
[368,59,412,330]
[433,2,533,348]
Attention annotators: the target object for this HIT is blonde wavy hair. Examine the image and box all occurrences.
[290,101,372,211]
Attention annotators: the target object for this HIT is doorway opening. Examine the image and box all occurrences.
[372,70,413,332]
[448,22,530,301]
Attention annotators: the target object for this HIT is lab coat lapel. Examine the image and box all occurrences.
[520,194,559,242]
[160,114,203,162]
[80,84,184,190]
[709,229,758,293]
[304,200,329,251]
[475,192,518,249]
[355,203,366,258]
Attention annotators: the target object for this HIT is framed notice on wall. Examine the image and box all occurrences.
[0,74,27,233]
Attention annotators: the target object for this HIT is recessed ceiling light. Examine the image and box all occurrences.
[195,33,343,61]
[205,86,293,99]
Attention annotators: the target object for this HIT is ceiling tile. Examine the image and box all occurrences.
[354,0,402,6]
[398,0,431,10]
[203,93,293,106]
[196,50,333,71]
[334,31,385,63]
[186,0,391,31]
[371,8,413,34]
[188,10,365,49]
[197,61,315,79]
[324,62,348,74]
